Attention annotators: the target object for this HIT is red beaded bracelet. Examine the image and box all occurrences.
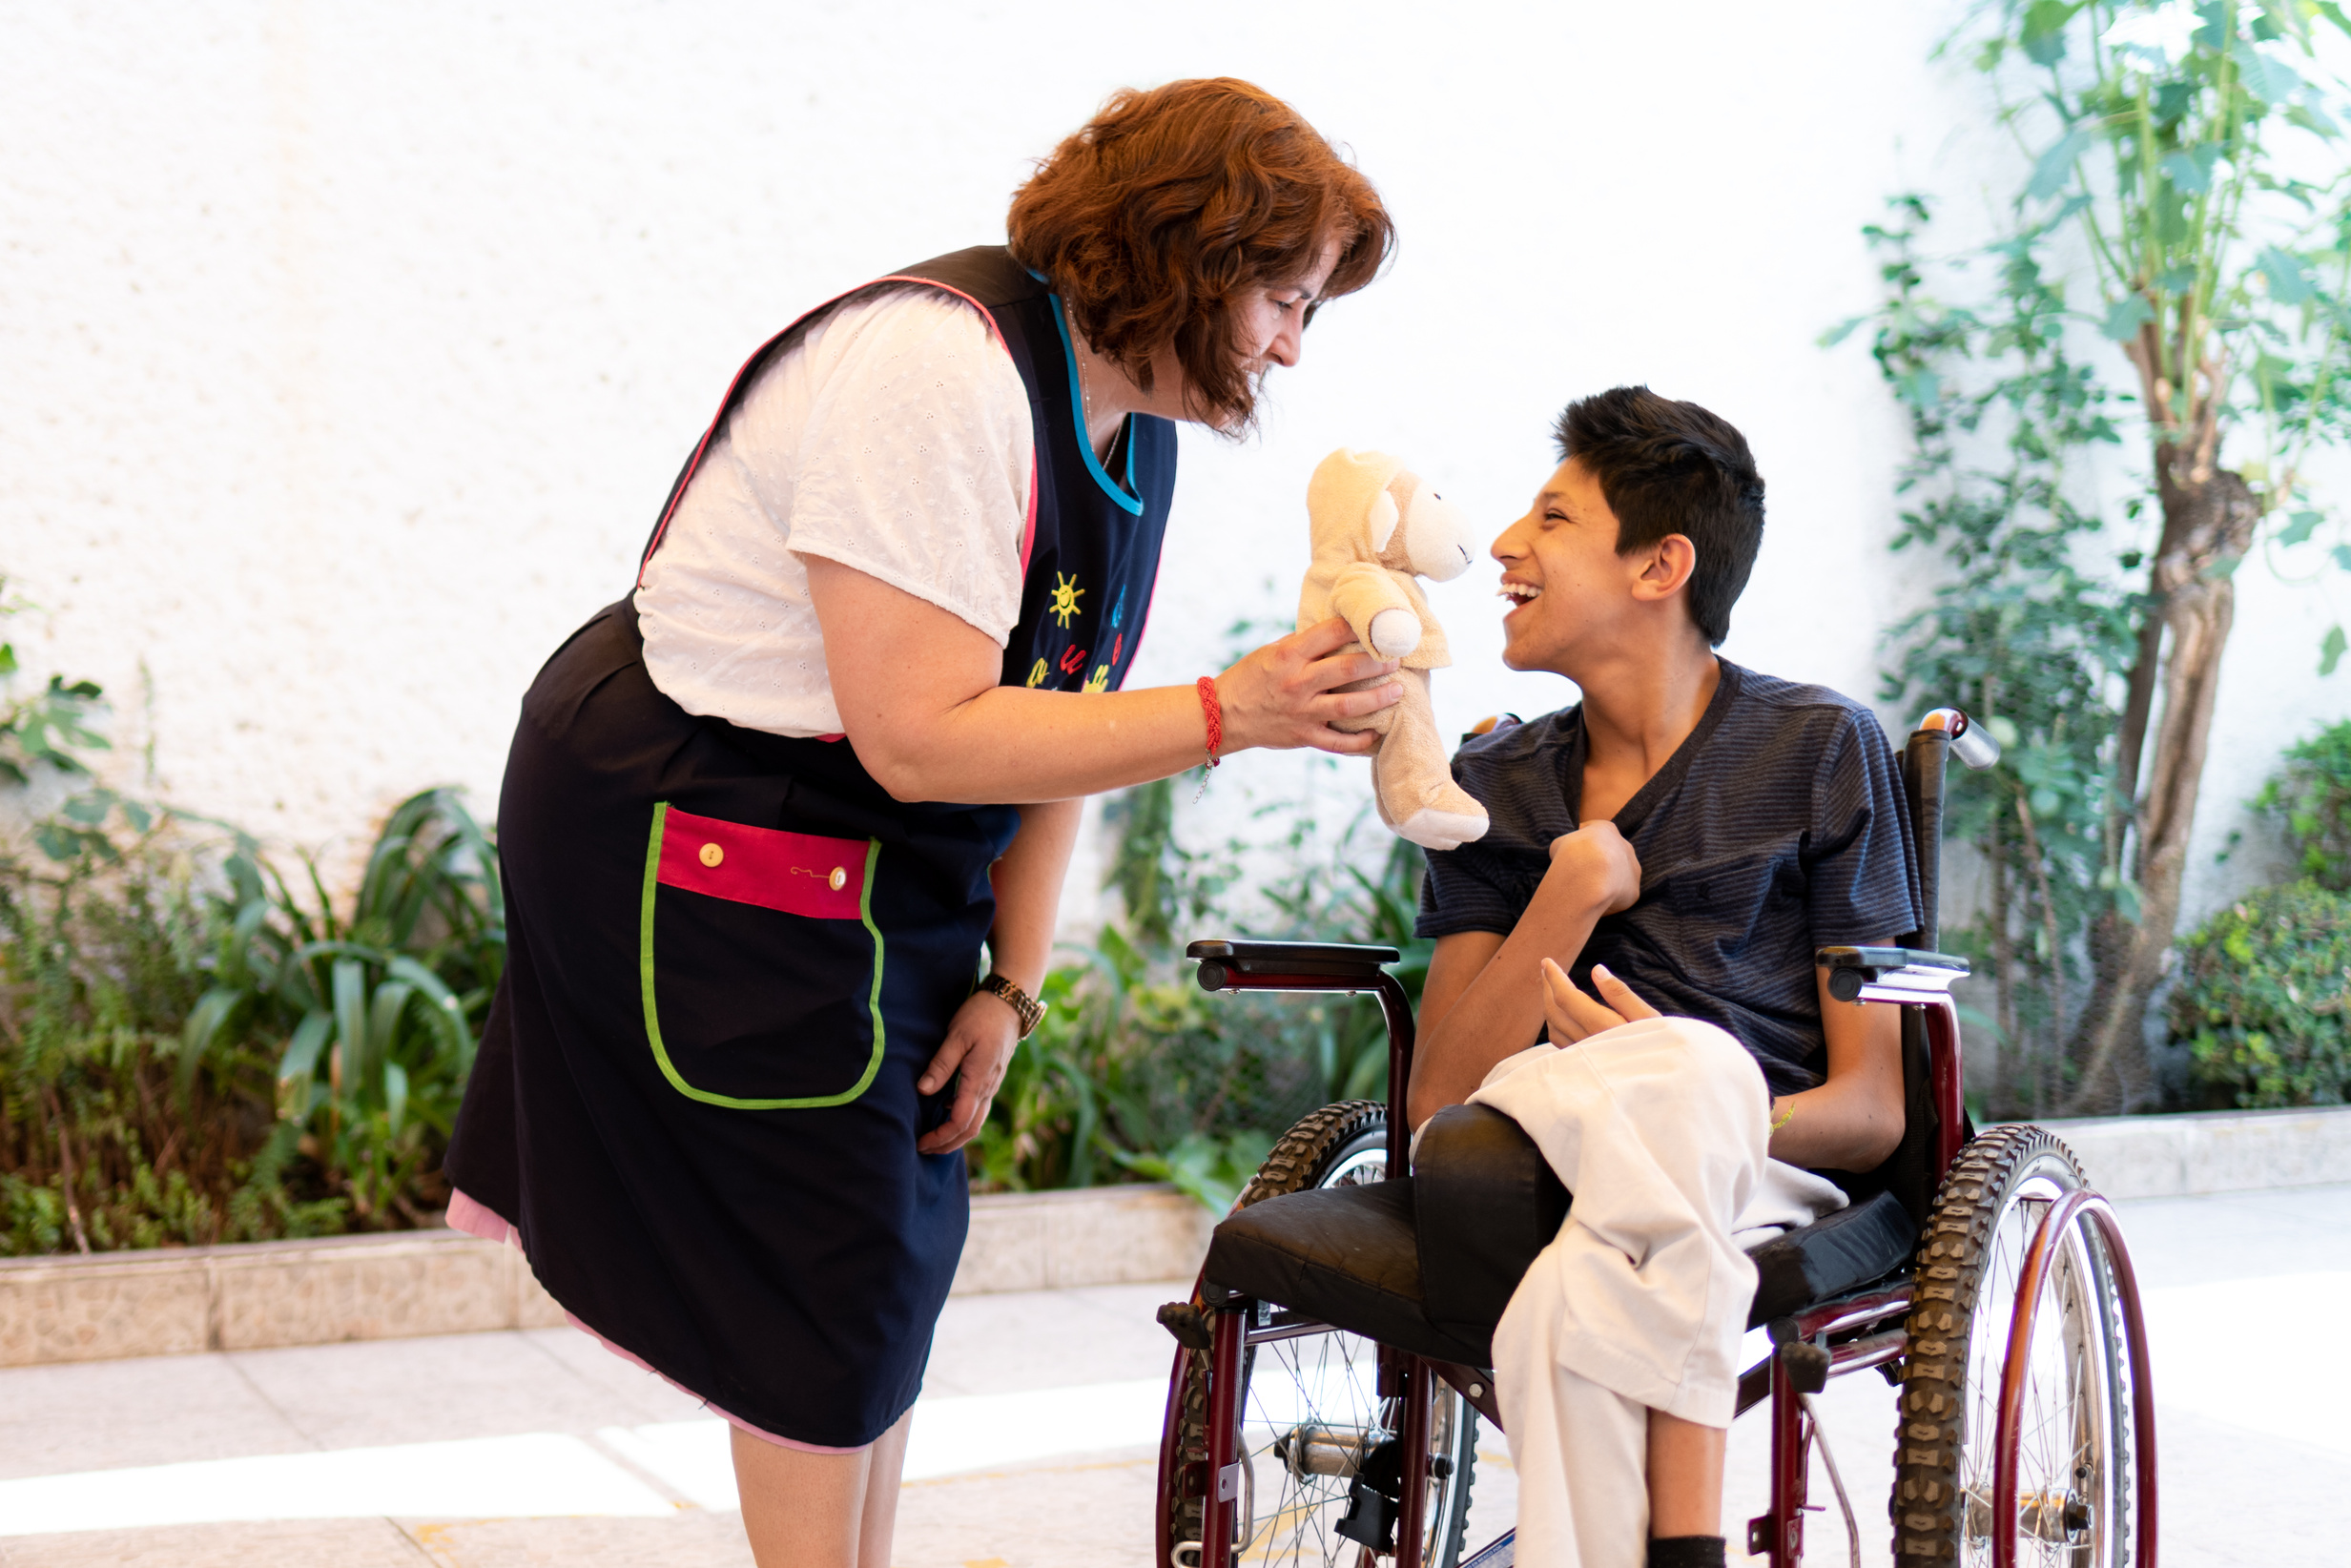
[1195,676,1223,768]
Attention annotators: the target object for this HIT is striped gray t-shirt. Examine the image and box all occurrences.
[1416,661,1921,1094]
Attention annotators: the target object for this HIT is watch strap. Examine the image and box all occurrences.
[978,972,1045,1038]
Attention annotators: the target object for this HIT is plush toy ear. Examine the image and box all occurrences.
[1309,447,1408,554]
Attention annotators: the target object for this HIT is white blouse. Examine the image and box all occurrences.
[635,286,1035,737]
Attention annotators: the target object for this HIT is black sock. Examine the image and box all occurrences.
[1647,1537,1725,1568]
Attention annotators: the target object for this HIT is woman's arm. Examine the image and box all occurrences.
[915,798,1083,1155]
[1406,822,1641,1127]
[806,556,1404,804]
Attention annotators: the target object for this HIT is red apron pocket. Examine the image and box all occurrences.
[655,806,866,919]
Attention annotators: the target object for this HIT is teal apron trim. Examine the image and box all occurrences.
[1045,291,1145,516]
[637,800,888,1109]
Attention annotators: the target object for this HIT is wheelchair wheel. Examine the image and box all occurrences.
[1892,1124,2134,1566]
[1158,1100,1479,1567]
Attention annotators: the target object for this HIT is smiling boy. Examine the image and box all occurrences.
[1408,386,1921,1567]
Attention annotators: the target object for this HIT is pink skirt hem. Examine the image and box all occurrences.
[443,1187,865,1455]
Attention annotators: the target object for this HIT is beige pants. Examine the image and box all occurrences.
[1468,1018,1844,1568]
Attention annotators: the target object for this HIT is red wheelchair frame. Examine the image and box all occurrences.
[1163,712,2161,1568]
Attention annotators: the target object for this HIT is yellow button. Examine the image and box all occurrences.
[829,866,847,892]
[698,843,724,868]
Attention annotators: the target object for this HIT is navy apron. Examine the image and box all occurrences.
[443,246,1175,1448]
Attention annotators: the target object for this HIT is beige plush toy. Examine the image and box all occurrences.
[1299,447,1490,851]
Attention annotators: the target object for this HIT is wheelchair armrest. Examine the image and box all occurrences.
[1188,939,1400,993]
[1816,944,1969,1003]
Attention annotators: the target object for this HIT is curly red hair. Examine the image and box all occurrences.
[1007,78,1393,433]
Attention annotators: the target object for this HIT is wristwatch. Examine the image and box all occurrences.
[977,972,1046,1038]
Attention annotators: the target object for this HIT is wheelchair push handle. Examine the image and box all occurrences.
[1919,706,2001,772]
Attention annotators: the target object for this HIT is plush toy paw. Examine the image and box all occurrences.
[1367,607,1423,658]
[1390,771,1491,851]
[1396,802,1491,852]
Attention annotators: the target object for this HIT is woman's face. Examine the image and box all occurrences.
[1122,236,1345,428]
[1229,237,1344,379]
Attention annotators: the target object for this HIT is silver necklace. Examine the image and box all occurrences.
[1062,296,1095,417]
[1064,296,1114,458]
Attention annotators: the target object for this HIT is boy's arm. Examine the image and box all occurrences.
[1763,964,1905,1170]
[1537,953,1908,1171]
[1406,820,1640,1127]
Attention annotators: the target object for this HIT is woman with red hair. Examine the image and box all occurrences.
[443,78,1396,1565]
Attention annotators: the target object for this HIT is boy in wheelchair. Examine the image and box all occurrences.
[1407,386,1920,1567]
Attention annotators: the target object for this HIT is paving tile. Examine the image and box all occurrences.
[0,1352,309,1480]
[2153,1402,2351,1566]
[891,1448,1159,1568]
[515,1327,711,1425]
[0,1518,428,1567]
[923,1280,1185,1399]
[225,1331,641,1449]
[402,1514,750,1568]
[2114,1185,2351,1287]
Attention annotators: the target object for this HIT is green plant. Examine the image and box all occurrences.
[0,835,349,1254]
[965,772,1430,1206]
[2170,879,2351,1105]
[1851,1,2351,1109]
[183,789,501,1226]
[1851,197,2139,1117]
[2254,715,2351,886]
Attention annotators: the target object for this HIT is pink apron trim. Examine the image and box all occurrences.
[443,1187,866,1455]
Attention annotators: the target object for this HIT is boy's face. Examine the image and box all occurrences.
[1493,458,1637,674]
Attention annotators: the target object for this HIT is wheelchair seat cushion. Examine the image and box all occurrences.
[1744,1186,1917,1325]
[1202,1105,1920,1368]
[1201,1178,1494,1366]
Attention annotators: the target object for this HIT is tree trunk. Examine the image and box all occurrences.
[2068,461,2260,1112]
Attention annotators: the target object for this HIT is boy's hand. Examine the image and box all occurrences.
[1539,958,1661,1044]
[1544,821,1641,916]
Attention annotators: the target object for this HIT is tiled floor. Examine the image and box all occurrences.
[0,1185,2344,1567]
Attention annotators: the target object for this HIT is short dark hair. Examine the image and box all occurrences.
[1554,386,1764,646]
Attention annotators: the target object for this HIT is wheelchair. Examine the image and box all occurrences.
[1151,710,2157,1568]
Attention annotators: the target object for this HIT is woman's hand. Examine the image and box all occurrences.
[915,991,1020,1155]
[1216,617,1404,756]
[1545,821,1643,917]
[1538,957,1661,1045]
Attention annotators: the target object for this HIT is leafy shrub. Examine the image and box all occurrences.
[2256,719,2351,892]
[184,790,501,1226]
[2169,881,2351,1109]
[0,839,349,1253]
[3,578,500,1251]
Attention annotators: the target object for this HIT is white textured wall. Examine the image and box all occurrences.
[2,0,2341,923]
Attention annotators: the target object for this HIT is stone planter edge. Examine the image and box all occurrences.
[0,1182,1213,1369]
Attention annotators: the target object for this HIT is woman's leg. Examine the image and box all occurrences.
[728,1408,914,1568]
[856,1409,914,1568]
[731,1426,873,1567]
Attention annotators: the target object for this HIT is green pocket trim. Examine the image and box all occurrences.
[637,800,887,1109]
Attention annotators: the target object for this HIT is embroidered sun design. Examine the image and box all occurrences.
[1047,572,1085,629]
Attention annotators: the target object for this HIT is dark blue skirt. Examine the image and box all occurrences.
[444,601,1017,1447]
